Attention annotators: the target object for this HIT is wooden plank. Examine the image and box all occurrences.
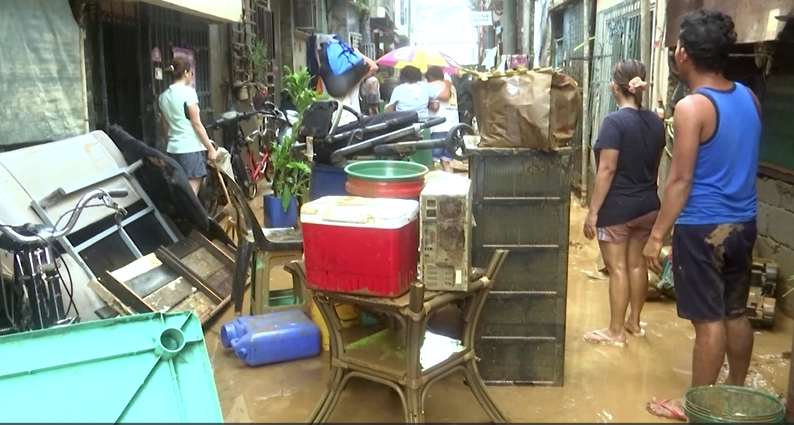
[87,279,136,316]
[181,249,225,280]
[167,236,201,259]
[155,248,223,304]
[108,254,162,285]
[189,231,235,269]
[125,266,179,298]
[204,267,233,299]
[174,292,215,321]
[99,271,153,313]
[143,277,196,312]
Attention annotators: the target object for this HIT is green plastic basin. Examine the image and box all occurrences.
[344,160,428,182]
[684,385,785,423]
[0,311,223,422]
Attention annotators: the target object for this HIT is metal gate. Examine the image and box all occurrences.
[139,3,213,149]
[553,0,586,190]
[87,3,213,149]
[85,3,145,140]
[253,0,277,94]
[588,0,641,145]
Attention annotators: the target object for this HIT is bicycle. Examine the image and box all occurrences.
[206,103,296,200]
[0,188,129,335]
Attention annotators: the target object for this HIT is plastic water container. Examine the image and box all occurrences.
[309,163,348,201]
[220,314,276,349]
[232,310,321,367]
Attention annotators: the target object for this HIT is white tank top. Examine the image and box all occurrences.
[428,74,459,133]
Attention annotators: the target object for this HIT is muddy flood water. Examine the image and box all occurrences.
[204,198,792,423]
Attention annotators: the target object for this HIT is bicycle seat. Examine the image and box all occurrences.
[206,110,254,130]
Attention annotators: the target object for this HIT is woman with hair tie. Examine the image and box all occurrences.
[158,56,217,194]
[582,59,666,348]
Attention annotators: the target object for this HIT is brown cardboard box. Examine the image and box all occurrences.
[472,68,581,150]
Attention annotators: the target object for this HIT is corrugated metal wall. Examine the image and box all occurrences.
[587,0,640,153]
[553,0,586,190]
[0,0,86,146]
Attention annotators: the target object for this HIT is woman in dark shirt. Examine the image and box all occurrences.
[583,59,666,347]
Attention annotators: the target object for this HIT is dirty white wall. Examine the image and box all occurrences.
[0,0,88,146]
[756,178,794,314]
[142,0,243,22]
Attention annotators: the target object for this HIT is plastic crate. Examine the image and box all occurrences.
[0,311,223,422]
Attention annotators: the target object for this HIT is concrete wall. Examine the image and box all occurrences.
[328,0,362,39]
[755,177,794,315]
[142,0,242,22]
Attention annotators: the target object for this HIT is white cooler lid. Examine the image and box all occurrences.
[300,196,419,229]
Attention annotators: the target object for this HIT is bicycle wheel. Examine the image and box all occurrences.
[199,169,225,218]
[243,162,259,199]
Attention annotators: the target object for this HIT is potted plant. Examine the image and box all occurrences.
[264,66,317,227]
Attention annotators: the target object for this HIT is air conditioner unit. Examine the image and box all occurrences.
[420,176,473,292]
[349,32,362,49]
[293,0,317,31]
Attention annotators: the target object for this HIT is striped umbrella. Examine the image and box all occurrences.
[376,46,461,73]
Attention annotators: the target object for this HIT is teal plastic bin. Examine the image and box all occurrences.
[0,311,223,423]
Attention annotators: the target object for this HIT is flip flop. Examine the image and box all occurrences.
[646,398,687,421]
[583,329,627,347]
[624,323,646,337]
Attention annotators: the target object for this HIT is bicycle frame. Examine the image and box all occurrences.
[4,244,65,332]
[245,147,270,183]
[0,188,128,334]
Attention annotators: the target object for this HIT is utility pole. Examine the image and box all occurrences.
[502,0,517,55]
[521,0,532,55]
[639,0,651,106]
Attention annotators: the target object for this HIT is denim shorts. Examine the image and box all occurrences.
[429,131,452,161]
[169,151,207,179]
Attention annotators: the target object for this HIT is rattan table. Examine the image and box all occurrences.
[285,250,509,423]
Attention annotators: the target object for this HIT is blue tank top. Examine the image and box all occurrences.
[676,83,761,225]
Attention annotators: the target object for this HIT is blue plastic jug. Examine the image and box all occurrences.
[220,314,277,348]
[232,310,321,367]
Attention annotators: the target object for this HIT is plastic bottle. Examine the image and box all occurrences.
[232,310,321,367]
[219,314,277,348]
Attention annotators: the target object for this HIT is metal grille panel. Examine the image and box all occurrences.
[588,0,641,148]
[470,148,572,386]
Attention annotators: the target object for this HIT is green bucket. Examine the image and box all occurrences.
[344,160,429,181]
[684,385,785,423]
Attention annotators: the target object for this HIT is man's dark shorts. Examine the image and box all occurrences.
[169,151,208,179]
[673,220,757,322]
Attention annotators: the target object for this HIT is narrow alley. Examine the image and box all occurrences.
[206,199,793,423]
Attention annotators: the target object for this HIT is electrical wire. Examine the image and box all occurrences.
[50,203,110,317]
[0,202,109,327]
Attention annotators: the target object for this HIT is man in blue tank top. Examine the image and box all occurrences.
[643,10,762,421]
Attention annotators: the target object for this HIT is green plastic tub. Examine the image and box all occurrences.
[344,160,429,181]
[684,385,784,423]
[0,311,223,422]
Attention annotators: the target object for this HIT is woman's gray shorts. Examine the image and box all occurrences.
[169,151,207,179]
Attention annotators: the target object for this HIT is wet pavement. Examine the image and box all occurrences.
[204,197,792,422]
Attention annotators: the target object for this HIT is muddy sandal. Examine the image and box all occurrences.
[583,330,627,347]
[646,398,687,421]
[624,323,646,337]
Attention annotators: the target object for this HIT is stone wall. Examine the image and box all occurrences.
[755,176,794,316]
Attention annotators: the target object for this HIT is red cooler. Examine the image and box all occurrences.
[301,196,419,297]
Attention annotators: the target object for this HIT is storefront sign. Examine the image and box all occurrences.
[151,47,162,62]
[172,47,196,89]
[471,11,493,26]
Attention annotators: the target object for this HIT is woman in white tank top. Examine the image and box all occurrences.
[426,66,459,172]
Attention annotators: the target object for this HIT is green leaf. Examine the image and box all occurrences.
[281,188,293,211]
